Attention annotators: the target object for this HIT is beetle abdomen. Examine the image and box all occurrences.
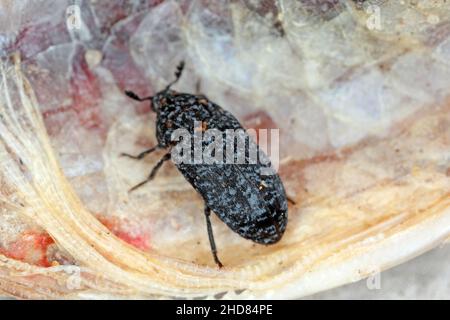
[178,161,288,243]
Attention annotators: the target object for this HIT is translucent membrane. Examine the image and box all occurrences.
[0,1,449,299]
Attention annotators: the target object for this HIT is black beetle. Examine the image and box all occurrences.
[122,62,289,267]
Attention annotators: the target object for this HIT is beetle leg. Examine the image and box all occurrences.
[204,206,223,268]
[120,145,160,160]
[128,152,171,192]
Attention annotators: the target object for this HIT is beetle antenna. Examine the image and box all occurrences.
[164,61,185,91]
[125,90,153,102]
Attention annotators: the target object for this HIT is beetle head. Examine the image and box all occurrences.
[125,62,185,113]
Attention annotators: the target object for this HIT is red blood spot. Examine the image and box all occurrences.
[114,231,149,251]
[0,231,54,267]
[97,216,150,251]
